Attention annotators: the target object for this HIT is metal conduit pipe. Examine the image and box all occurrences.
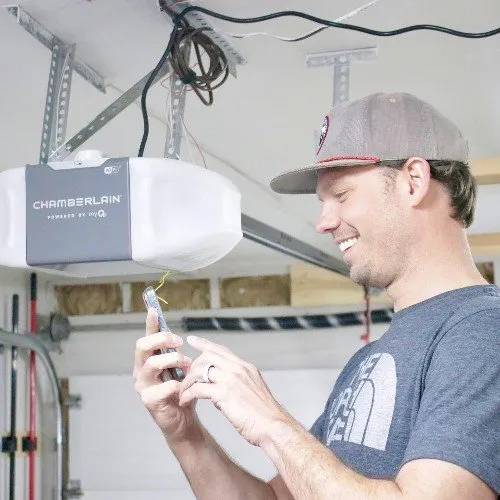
[0,331,63,500]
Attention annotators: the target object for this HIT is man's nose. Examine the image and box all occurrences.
[316,203,341,234]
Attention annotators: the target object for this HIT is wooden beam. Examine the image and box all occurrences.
[290,263,392,307]
[470,158,500,185]
[468,233,500,256]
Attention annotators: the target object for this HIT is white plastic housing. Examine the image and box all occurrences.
[0,154,242,277]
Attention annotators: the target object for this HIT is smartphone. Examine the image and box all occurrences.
[142,286,185,382]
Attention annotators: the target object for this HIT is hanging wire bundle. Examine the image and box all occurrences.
[159,0,229,106]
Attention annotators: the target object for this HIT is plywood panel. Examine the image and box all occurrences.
[220,275,290,308]
[290,263,392,307]
[54,284,122,316]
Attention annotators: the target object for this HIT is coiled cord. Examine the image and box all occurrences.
[168,25,229,106]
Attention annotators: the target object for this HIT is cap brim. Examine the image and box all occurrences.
[270,158,379,194]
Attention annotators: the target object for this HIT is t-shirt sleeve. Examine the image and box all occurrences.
[403,308,500,493]
[309,386,337,440]
[309,411,326,440]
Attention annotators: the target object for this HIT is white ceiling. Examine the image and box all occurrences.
[1,0,499,279]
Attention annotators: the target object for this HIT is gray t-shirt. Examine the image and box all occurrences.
[310,285,500,494]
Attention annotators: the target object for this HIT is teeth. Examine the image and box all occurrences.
[339,237,360,252]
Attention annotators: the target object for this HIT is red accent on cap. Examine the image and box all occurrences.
[317,155,380,163]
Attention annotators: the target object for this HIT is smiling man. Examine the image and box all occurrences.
[134,93,500,499]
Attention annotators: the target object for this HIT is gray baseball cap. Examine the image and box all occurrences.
[270,92,469,194]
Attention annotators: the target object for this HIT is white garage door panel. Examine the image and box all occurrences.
[69,369,340,497]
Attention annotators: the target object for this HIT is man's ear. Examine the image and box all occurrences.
[400,157,431,207]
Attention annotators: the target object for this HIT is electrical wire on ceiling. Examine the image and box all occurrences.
[226,0,384,42]
[181,114,208,168]
[138,4,500,156]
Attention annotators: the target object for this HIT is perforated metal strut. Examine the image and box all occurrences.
[306,47,378,106]
[40,42,75,164]
[49,66,170,161]
[4,5,105,93]
[165,42,191,159]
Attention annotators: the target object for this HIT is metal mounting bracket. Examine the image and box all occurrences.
[3,5,105,94]
[65,479,84,499]
[306,47,378,106]
[63,394,82,410]
[49,64,170,161]
[165,43,191,159]
[40,41,75,163]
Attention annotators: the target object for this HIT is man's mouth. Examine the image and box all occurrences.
[339,237,360,253]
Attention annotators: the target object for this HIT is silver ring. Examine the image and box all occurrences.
[202,364,215,383]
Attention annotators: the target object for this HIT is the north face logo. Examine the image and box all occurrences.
[326,352,397,451]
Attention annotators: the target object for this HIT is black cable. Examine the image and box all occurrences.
[178,6,500,39]
[138,6,500,156]
[138,25,179,157]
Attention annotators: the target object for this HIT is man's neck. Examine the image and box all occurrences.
[386,231,488,312]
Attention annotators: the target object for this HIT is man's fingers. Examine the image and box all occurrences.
[142,351,192,385]
[180,351,235,395]
[134,330,183,376]
[178,381,218,408]
[146,308,159,335]
[139,379,180,409]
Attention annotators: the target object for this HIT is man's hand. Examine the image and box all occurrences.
[133,309,199,444]
[178,335,291,447]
